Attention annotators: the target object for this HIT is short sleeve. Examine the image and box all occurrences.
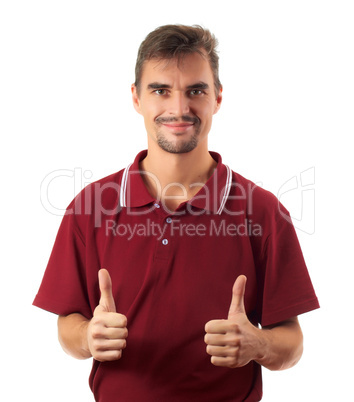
[256,203,319,327]
[33,206,92,319]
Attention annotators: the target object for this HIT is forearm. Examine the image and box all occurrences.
[58,313,92,360]
[255,317,303,371]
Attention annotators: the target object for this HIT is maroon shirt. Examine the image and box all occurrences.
[33,150,319,401]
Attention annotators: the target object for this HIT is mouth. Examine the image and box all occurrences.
[155,115,199,135]
[161,122,195,134]
[162,122,194,135]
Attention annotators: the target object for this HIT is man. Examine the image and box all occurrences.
[34,25,319,401]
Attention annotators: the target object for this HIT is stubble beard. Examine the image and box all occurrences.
[155,116,201,154]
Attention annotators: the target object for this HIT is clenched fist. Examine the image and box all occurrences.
[87,269,128,362]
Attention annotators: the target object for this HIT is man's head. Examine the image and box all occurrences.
[132,25,222,155]
[134,24,222,98]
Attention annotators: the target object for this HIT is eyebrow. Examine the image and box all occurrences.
[147,82,210,90]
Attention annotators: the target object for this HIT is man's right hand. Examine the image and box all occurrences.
[87,269,128,362]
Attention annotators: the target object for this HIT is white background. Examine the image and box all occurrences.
[1,1,353,400]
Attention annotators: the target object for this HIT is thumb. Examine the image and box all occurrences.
[228,275,247,319]
[98,268,116,313]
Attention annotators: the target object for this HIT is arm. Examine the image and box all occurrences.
[58,313,91,360]
[57,269,128,362]
[205,275,303,371]
[257,316,303,371]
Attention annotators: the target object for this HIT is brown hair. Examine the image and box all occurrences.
[134,24,221,97]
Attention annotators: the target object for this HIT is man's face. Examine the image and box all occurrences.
[132,51,222,154]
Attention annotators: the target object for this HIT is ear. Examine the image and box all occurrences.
[131,83,142,115]
[213,85,223,115]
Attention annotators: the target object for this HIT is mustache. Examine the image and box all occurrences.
[155,115,200,125]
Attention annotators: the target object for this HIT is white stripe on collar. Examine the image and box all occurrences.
[217,164,232,215]
[119,163,132,208]
[119,162,232,213]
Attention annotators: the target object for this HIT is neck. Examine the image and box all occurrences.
[140,142,217,211]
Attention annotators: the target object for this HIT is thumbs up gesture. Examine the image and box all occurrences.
[87,269,128,362]
[204,275,263,368]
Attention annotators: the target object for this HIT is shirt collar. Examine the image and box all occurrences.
[120,150,232,215]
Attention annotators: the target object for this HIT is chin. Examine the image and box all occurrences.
[157,137,198,154]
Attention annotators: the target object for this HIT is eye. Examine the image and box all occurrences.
[189,89,204,96]
[153,89,167,95]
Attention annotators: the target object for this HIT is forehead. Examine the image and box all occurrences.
[140,52,214,87]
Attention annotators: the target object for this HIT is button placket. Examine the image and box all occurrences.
[161,216,172,246]
[153,206,173,260]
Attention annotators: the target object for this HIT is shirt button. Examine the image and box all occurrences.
[162,239,168,245]
[166,217,172,223]
[154,203,160,208]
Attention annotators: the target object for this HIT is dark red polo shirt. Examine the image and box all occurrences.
[33,150,319,402]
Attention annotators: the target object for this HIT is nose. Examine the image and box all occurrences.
[168,91,190,116]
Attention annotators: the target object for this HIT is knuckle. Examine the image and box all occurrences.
[90,316,100,326]
[92,352,103,361]
[229,337,240,347]
[210,356,218,365]
[91,316,105,328]
[91,327,102,339]
[122,328,129,338]
[121,315,128,327]
[229,323,240,333]
[91,339,102,351]
[114,350,122,360]
[229,352,241,367]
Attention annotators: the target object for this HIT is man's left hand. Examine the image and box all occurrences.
[204,275,265,368]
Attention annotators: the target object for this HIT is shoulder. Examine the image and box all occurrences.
[230,171,281,212]
[67,169,124,212]
[229,170,291,231]
[62,168,126,236]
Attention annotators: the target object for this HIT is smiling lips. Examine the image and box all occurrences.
[162,122,194,133]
